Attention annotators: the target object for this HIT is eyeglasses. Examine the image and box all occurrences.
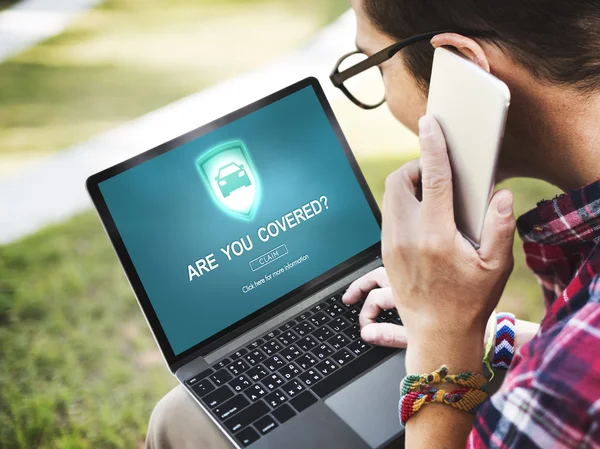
[330,29,493,109]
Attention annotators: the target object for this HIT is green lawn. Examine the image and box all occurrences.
[0,0,347,163]
[0,153,559,448]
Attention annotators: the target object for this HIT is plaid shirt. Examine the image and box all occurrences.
[468,180,600,448]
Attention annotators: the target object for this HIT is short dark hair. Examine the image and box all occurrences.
[363,0,600,93]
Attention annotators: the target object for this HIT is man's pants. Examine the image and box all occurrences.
[146,386,233,449]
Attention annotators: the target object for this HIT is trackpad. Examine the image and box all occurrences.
[325,351,406,448]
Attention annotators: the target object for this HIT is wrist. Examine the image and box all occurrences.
[406,332,484,375]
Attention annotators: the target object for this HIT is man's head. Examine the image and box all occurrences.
[350,0,600,184]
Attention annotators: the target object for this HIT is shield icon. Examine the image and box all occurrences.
[196,141,260,219]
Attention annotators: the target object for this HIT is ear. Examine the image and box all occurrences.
[430,33,490,72]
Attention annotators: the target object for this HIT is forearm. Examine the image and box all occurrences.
[514,319,539,351]
[404,329,484,449]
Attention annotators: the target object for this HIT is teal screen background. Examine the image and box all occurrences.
[99,86,381,355]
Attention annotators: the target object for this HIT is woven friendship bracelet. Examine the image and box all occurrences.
[400,365,487,395]
[399,386,488,425]
[492,313,516,369]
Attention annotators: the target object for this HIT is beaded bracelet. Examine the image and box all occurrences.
[492,312,516,369]
[399,386,488,425]
[401,365,487,395]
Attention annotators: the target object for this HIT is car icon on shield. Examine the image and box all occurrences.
[215,162,252,197]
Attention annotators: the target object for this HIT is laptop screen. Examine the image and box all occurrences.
[97,84,381,357]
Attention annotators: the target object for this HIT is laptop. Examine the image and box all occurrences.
[86,77,406,449]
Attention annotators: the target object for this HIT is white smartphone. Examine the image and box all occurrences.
[425,46,511,247]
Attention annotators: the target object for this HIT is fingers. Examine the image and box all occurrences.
[478,189,516,266]
[418,115,454,227]
[342,267,389,304]
[358,287,395,328]
[361,323,407,348]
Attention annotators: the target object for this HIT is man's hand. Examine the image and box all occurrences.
[383,115,516,375]
[342,267,407,348]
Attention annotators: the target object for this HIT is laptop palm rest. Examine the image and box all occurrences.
[325,351,406,448]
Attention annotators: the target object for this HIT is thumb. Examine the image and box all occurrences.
[479,189,516,266]
[361,323,407,348]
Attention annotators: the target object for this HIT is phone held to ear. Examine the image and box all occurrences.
[425,47,511,248]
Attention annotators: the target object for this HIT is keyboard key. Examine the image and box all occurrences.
[272,403,296,424]
[344,324,361,340]
[244,384,268,402]
[214,394,250,421]
[263,329,280,341]
[191,378,215,397]
[279,363,301,381]
[262,372,285,390]
[227,360,250,376]
[313,346,396,399]
[343,308,360,323]
[332,348,355,366]
[325,296,338,304]
[264,354,285,372]
[295,321,315,337]
[278,330,299,346]
[264,389,288,408]
[315,359,339,377]
[214,358,231,370]
[204,385,234,408]
[186,368,213,386]
[329,316,351,333]
[231,348,248,360]
[309,312,330,327]
[310,302,327,314]
[329,334,350,351]
[297,312,311,321]
[347,339,370,356]
[248,338,265,350]
[230,374,252,393]
[261,340,282,356]
[313,326,333,342]
[278,319,296,332]
[298,368,322,387]
[297,335,318,351]
[296,353,318,370]
[224,401,269,433]
[290,390,318,412]
[235,426,259,447]
[280,344,302,362]
[313,343,334,360]
[324,303,345,318]
[254,415,278,435]
[244,349,266,366]
[210,369,233,386]
[282,379,305,397]
[246,364,270,382]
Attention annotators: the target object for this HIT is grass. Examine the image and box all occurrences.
[0,153,559,448]
[0,0,348,161]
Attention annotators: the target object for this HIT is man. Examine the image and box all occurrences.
[146,0,600,447]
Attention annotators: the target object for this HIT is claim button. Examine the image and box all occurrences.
[249,244,288,271]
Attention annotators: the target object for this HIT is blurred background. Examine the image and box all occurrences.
[0,1,559,447]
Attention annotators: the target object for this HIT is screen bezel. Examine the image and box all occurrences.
[86,77,382,371]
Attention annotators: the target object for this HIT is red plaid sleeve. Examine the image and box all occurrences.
[467,275,600,448]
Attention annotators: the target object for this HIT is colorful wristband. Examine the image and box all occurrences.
[401,365,487,395]
[399,385,488,425]
[492,312,516,369]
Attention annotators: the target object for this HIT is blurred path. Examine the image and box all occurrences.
[0,10,416,244]
[0,0,102,62]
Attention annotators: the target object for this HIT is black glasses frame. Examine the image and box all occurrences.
[330,29,494,109]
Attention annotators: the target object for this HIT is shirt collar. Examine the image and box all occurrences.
[517,179,600,245]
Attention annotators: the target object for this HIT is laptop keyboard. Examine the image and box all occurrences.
[185,288,402,447]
